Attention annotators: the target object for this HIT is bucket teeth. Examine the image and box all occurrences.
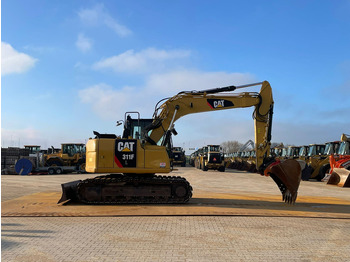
[283,190,297,205]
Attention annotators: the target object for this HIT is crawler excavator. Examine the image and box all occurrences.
[58,81,301,205]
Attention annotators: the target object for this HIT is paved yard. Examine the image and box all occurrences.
[2,167,350,261]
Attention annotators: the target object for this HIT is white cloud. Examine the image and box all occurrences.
[93,48,191,74]
[78,70,256,122]
[76,33,93,53]
[1,42,37,76]
[2,127,43,147]
[78,4,132,37]
[78,83,151,119]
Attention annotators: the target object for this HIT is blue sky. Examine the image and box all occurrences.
[2,0,350,151]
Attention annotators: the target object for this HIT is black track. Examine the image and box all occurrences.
[76,174,193,204]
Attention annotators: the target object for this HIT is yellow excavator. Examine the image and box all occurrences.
[58,81,301,205]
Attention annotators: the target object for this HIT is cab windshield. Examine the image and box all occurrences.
[208,146,220,152]
[307,145,325,156]
[281,148,287,157]
[299,147,307,156]
[338,142,349,155]
[124,116,154,140]
[324,143,332,155]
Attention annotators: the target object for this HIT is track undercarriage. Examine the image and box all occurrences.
[58,174,193,205]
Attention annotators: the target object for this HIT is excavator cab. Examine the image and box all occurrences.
[122,113,154,140]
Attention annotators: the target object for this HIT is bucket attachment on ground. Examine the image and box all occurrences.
[327,168,350,187]
[264,159,301,204]
[57,180,82,204]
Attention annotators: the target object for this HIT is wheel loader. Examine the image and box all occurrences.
[199,145,225,172]
[298,145,309,161]
[285,146,301,160]
[172,147,186,167]
[326,134,350,187]
[58,81,301,205]
[301,142,340,181]
[271,144,284,158]
[44,143,86,172]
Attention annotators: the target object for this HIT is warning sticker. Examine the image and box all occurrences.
[115,139,137,168]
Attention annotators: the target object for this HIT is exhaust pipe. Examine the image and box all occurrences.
[57,180,82,204]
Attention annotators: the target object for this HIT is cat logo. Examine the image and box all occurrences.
[117,141,135,152]
[213,100,225,108]
[207,99,234,109]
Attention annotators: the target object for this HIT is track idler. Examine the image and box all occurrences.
[263,159,301,204]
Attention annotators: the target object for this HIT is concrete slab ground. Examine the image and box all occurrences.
[2,167,350,261]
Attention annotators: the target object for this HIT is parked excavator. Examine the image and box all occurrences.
[58,81,301,205]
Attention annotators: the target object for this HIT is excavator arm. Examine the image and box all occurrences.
[146,82,269,169]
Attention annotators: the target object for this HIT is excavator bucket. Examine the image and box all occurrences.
[57,180,81,204]
[327,168,350,187]
[265,159,301,204]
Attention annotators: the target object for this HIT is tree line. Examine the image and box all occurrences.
[220,141,287,154]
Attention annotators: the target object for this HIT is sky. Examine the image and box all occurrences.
[1,0,350,153]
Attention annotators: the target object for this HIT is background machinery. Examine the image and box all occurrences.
[228,140,255,170]
[327,134,350,187]
[59,81,301,205]
[301,142,340,181]
[198,145,225,172]
[44,143,86,172]
[14,143,86,175]
[24,145,42,157]
[285,146,301,160]
[171,147,186,167]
